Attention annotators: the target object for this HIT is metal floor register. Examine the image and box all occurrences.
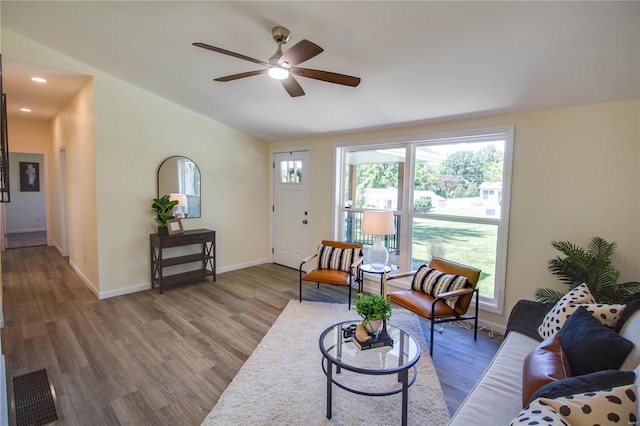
[12,369,59,426]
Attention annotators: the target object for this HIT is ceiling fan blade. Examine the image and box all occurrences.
[291,68,361,87]
[214,69,267,82]
[279,40,323,67]
[193,42,268,66]
[280,76,305,97]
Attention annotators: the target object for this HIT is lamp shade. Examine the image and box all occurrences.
[362,210,395,236]
[169,193,188,207]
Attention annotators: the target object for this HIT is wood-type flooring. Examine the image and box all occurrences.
[1,246,502,424]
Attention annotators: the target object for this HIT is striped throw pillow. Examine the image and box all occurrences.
[411,265,471,309]
[317,244,355,273]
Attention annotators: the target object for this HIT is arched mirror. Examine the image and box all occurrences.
[157,156,201,218]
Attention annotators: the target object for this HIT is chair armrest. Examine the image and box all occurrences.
[301,253,317,265]
[436,287,474,299]
[505,299,555,341]
[387,271,417,281]
[299,253,318,273]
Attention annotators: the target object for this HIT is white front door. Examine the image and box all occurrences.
[273,150,310,269]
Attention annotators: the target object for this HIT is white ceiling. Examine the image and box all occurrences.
[1,1,638,143]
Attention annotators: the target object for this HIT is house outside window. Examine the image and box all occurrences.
[336,127,514,314]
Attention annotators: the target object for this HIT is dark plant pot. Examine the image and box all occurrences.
[157,226,168,236]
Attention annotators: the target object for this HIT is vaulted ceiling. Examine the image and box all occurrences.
[2,1,638,142]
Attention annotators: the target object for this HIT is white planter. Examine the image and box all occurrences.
[364,319,383,335]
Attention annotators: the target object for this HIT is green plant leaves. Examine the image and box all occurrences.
[354,293,392,326]
[536,236,639,304]
[533,287,565,304]
[152,194,179,226]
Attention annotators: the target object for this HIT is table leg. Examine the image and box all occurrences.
[326,358,333,419]
[401,368,409,426]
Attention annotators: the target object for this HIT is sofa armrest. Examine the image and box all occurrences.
[505,300,555,342]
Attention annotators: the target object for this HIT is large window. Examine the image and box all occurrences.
[336,128,513,313]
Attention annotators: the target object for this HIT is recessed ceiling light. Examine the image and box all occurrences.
[20,108,32,112]
[31,77,47,83]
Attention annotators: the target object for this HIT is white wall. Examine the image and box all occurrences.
[271,99,640,328]
[5,153,46,232]
[2,28,271,298]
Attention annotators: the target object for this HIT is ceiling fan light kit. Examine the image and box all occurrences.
[268,66,289,80]
[193,26,361,97]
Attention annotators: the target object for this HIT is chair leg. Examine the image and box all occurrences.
[474,288,479,340]
[299,270,303,303]
[348,277,352,310]
[430,315,435,356]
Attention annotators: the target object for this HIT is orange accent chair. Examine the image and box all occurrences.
[299,240,363,308]
[387,257,481,356]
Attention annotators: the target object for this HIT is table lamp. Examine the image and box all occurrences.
[169,193,188,218]
[362,210,396,271]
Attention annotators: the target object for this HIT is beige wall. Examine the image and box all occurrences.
[51,79,99,291]
[5,118,52,233]
[271,99,640,327]
[3,28,271,298]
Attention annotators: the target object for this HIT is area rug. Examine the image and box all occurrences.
[202,300,450,426]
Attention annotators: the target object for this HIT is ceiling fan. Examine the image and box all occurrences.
[193,26,361,97]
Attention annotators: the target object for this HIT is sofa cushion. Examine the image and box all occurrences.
[411,265,471,308]
[538,283,596,339]
[521,335,572,407]
[317,244,354,272]
[558,306,634,376]
[530,370,636,402]
[511,384,638,426]
[448,332,540,426]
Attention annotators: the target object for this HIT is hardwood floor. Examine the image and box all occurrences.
[1,246,502,424]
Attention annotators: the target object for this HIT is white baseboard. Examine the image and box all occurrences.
[217,258,270,274]
[6,227,46,234]
[69,260,99,298]
[95,258,273,300]
[99,283,150,300]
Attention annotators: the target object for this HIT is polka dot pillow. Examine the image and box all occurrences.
[538,283,596,338]
[510,384,638,426]
[536,283,626,339]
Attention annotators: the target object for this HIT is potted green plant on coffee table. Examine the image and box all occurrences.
[354,292,392,338]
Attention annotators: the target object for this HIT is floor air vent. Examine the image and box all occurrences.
[12,369,59,426]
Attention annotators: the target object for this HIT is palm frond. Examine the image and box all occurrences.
[534,287,565,304]
[587,236,617,264]
[548,237,626,303]
[619,281,640,296]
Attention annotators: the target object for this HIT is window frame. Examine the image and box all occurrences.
[334,126,514,315]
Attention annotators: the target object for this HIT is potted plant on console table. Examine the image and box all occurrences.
[151,195,178,235]
[353,293,393,349]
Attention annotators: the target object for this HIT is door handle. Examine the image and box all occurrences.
[302,220,308,224]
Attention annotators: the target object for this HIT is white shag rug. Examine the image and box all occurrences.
[202,300,450,426]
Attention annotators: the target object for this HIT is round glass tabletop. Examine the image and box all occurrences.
[319,320,421,374]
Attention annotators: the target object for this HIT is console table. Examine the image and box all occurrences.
[150,229,216,294]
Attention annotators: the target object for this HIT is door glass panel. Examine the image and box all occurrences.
[280,160,303,184]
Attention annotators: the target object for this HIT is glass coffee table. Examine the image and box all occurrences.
[319,320,421,426]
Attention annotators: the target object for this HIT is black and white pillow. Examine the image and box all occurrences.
[317,244,355,273]
[538,283,596,339]
[511,384,638,426]
[411,265,471,309]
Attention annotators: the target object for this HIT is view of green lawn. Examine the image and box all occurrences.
[411,218,497,298]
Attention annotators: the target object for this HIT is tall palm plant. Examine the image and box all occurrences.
[535,236,640,304]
